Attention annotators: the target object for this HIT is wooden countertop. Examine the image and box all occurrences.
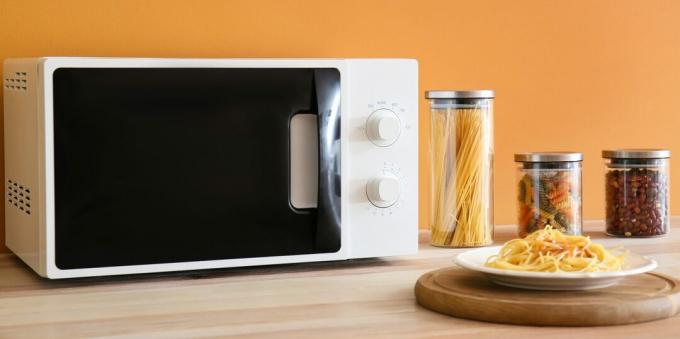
[1,220,679,338]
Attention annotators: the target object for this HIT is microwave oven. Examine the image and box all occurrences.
[3,57,418,278]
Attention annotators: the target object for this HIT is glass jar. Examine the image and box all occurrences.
[426,90,494,247]
[603,149,670,237]
[514,152,583,237]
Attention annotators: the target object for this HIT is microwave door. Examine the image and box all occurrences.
[313,69,342,252]
[52,67,341,269]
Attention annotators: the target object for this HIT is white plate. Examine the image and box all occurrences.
[454,246,658,291]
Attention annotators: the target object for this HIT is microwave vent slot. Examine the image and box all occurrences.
[4,71,28,91]
[6,179,31,215]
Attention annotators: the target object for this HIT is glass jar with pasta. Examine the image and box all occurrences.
[514,152,583,238]
[426,90,494,247]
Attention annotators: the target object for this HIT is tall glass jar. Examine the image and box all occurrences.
[603,149,670,237]
[426,90,494,247]
[514,152,583,238]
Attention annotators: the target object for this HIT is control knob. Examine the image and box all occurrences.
[366,173,401,208]
[366,109,401,146]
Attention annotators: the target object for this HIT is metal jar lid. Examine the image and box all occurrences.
[602,149,671,159]
[425,90,495,99]
[514,152,583,163]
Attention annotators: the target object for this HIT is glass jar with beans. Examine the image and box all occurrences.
[603,149,670,237]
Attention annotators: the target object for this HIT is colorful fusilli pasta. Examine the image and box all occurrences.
[517,170,581,237]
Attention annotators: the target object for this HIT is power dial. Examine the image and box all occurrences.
[366,109,401,146]
[366,173,401,208]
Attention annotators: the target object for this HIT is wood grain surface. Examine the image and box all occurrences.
[415,267,680,326]
[1,219,680,338]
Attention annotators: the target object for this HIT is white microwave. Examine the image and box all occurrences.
[3,57,418,278]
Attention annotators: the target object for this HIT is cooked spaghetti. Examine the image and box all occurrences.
[485,226,626,272]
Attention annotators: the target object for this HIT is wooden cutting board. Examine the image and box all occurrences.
[415,267,680,326]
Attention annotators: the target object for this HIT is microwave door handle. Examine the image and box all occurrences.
[314,69,342,252]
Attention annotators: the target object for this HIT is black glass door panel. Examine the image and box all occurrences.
[53,67,340,269]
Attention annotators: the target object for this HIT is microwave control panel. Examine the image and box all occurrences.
[345,59,418,258]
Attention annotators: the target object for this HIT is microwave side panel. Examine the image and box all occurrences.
[3,58,44,275]
[346,59,419,259]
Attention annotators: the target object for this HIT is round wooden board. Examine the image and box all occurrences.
[415,267,680,326]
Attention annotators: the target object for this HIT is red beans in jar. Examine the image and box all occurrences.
[603,149,670,237]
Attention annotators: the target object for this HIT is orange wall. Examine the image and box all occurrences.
[2,0,680,253]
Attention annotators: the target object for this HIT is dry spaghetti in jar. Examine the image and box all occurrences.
[514,152,583,238]
[426,90,494,247]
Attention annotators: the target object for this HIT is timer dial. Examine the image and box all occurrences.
[366,109,401,146]
[366,173,401,208]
